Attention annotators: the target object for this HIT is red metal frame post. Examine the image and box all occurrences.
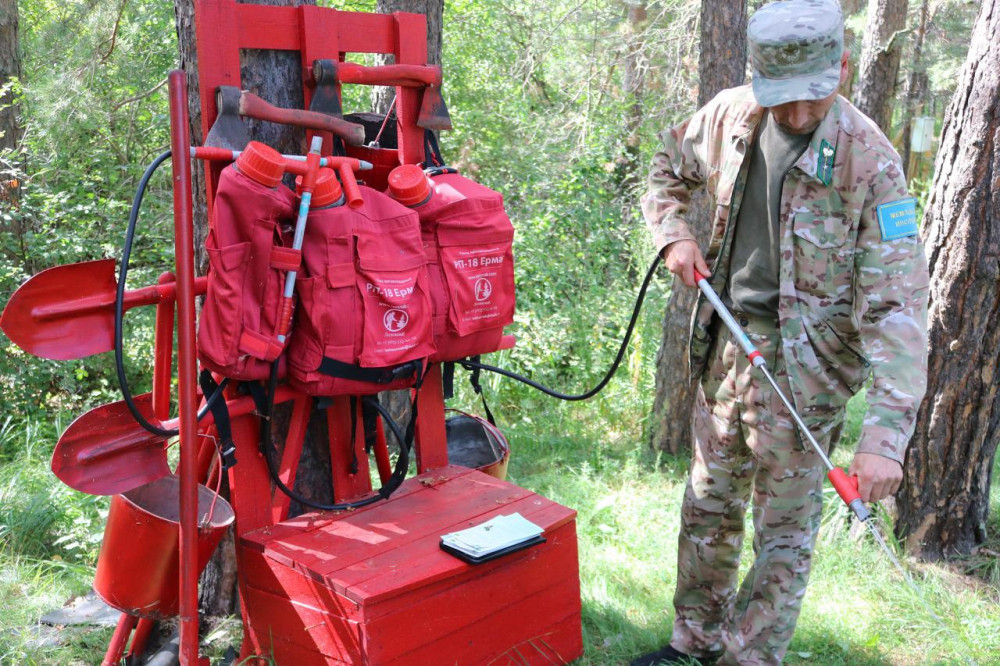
[168,70,202,666]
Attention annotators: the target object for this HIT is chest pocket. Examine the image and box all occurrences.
[791,212,856,304]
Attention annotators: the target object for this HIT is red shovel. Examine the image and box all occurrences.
[0,259,207,361]
[53,385,298,495]
[53,392,172,496]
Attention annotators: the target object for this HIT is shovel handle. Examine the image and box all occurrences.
[239,92,366,146]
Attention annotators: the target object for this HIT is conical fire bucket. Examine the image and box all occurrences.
[93,475,234,619]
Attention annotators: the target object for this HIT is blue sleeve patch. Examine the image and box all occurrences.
[876,198,918,241]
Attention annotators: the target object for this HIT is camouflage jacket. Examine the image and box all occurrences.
[641,85,929,464]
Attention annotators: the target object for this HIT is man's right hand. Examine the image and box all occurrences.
[662,240,711,287]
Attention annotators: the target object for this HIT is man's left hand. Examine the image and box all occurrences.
[847,453,903,503]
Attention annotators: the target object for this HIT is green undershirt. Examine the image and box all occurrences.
[724,112,812,319]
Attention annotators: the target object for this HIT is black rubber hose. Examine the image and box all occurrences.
[115,150,227,437]
[460,255,663,401]
[260,360,409,512]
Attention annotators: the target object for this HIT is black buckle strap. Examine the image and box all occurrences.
[199,369,237,469]
[317,357,423,385]
[467,356,496,427]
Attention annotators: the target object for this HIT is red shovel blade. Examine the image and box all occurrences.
[53,392,170,496]
[1,259,119,360]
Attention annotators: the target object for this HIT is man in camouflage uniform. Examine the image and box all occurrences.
[634,1,929,664]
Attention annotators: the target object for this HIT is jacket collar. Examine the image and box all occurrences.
[729,95,843,185]
[791,96,842,185]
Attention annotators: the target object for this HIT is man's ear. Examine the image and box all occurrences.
[840,49,851,86]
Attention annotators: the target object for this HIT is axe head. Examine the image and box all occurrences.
[204,85,250,151]
[417,85,453,132]
[310,59,344,118]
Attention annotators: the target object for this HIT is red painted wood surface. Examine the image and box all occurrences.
[238,467,583,664]
[271,395,313,524]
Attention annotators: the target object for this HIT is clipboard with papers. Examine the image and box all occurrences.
[440,513,546,564]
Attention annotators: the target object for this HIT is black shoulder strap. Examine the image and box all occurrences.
[199,369,237,469]
[467,356,496,427]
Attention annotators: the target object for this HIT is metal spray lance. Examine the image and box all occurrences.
[692,269,913,581]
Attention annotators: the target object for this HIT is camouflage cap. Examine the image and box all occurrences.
[748,0,844,107]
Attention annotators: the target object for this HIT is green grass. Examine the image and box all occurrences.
[1,392,998,665]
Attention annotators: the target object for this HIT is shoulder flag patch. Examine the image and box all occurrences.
[876,198,919,241]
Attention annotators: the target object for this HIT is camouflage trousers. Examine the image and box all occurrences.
[671,319,835,666]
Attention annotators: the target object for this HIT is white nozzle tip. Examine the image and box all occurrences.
[189,147,197,157]
[309,136,323,152]
[359,160,373,170]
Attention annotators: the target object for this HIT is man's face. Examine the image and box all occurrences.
[768,93,837,135]
[765,50,850,135]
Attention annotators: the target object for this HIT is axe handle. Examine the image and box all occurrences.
[338,63,442,88]
[239,92,366,146]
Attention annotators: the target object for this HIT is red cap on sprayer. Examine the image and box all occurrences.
[296,168,343,207]
[387,164,432,206]
[235,141,285,188]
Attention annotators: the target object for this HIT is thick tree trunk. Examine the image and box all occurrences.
[647,0,748,454]
[1,0,22,207]
[899,0,930,173]
[839,0,864,99]
[175,0,320,618]
[372,0,443,115]
[855,0,908,132]
[896,0,1000,561]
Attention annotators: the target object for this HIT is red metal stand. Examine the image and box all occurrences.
[167,69,204,666]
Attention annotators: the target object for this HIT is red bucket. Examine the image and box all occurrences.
[93,475,234,619]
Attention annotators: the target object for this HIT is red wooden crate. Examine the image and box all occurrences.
[239,466,583,665]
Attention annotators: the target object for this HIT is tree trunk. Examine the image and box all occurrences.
[175,0,320,619]
[1,0,22,206]
[896,0,1000,561]
[615,1,648,208]
[372,0,443,115]
[898,0,930,173]
[854,0,909,132]
[647,0,748,454]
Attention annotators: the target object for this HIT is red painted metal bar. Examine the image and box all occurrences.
[153,272,176,421]
[168,69,200,666]
[126,617,156,662]
[101,613,137,666]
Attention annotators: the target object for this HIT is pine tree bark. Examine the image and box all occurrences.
[648,0,748,454]
[616,1,649,207]
[854,0,908,132]
[896,0,1000,561]
[174,0,320,618]
[1,0,22,205]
